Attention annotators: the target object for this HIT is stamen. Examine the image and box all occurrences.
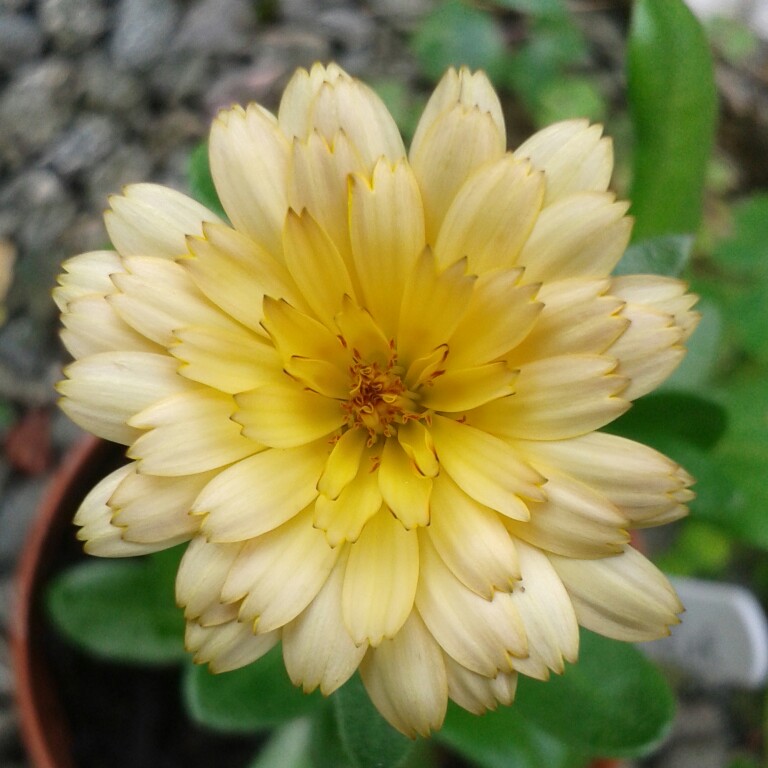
[342,349,420,442]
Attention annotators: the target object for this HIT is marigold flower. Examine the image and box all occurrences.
[56,63,697,737]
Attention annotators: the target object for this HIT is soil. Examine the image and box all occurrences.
[44,633,262,768]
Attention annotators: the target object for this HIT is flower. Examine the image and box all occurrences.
[56,63,697,738]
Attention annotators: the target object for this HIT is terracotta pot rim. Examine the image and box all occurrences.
[10,434,107,768]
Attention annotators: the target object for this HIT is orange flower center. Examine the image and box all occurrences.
[343,352,419,441]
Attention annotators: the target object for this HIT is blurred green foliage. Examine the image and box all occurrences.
[46,546,186,664]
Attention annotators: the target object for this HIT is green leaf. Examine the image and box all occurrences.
[712,194,768,272]
[709,367,768,550]
[247,718,313,768]
[613,234,694,277]
[515,630,675,757]
[332,675,415,768]
[533,76,606,127]
[695,273,768,364]
[489,0,566,14]
[702,195,768,362]
[655,519,733,578]
[412,1,507,82]
[439,705,582,768]
[0,397,15,434]
[183,645,323,733]
[46,546,186,665]
[627,0,717,241]
[503,11,588,106]
[188,141,226,218]
[309,703,354,768]
[606,391,727,450]
[727,759,762,768]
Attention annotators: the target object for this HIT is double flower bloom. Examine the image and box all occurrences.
[56,63,697,736]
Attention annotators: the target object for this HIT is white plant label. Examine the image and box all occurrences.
[641,577,768,688]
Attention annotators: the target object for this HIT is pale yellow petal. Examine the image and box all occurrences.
[73,463,169,557]
[420,362,516,413]
[57,351,194,445]
[466,355,629,441]
[110,466,214,545]
[128,389,260,475]
[57,253,162,358]
[317,427,367,499]
[314,445,383,546]
[518,192,631,283]
[209,103,289,258]
[377,437,432,529]
[410,67,505,172]
[446,268,542,369]
[110,256,242,347]
[410,105,506,245]
[278,62,347,141]
[61,294,162,359]
[289,130,363,278]
[285,356,349,399]
[404,344,448,392]
[396,251,475,367]
[197,602,238,628]
[514,120,613,205]
[550,547,683,642]
[234,380,344,448]
[608,276,700,399]
[429,473,520,599]
[333,295,392,367]
[176,536,241,619]
[505,472,628,559]
[183,221,305,334]
[185,616,279,673]
[342,508,419,645]
[434,155,544,273]
[610,303,685,400]
[194,440,329,541]
[514,432,693,527]
[54,250,124,310]
[348,159,426,339]
[444,655,517,715]
[282,208,355,328]
[610,275,700,340]
[416,533,527,677]
[172,325,282,394]
[262,296,351,372]
[105,184,222,259]
[312,75,406,168]
[397,419,439,478]
[360,610,448,738]
[429,415,544,519]
[283,549,368,695]
[222,505,339,633]
[506,541,579,679]
[509,278,626,364]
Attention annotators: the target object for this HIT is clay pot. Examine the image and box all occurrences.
[10,435,120,768]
